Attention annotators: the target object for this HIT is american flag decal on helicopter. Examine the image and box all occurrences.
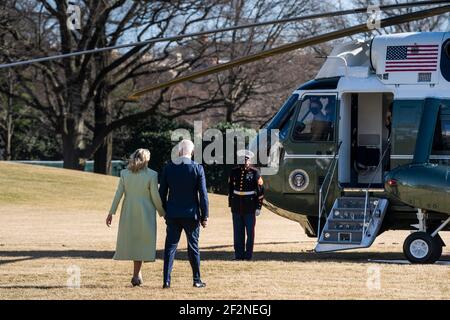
[385,44,439,72]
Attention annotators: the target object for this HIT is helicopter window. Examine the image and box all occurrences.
[432,110,450,155]
[391,100,424,155]
[291,95,336,142]
[279,102,300,140]
[264,94,299,130]
[440,40,450,82]
[445,41,450,59]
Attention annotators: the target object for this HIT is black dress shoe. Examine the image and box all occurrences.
[131,276,143,287]
[162,282,171,289]
[193,281,206,288]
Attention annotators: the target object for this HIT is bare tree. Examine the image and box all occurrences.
[202,0,316,123]
[0,72,14,160]
[0,3,19,160]
[3,0,443,168]
[165,0,336,126]
[0,0,223,172]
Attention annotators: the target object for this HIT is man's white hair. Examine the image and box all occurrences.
[178,139,195,156]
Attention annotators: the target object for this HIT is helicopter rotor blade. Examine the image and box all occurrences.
[126,1,450,45]
[129,4,450,99]
[1,1,450,70]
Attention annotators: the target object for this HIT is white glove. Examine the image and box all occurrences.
[255,209,261,216]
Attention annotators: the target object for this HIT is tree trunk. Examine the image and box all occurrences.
[61,83,86,171]
[5,73,13,160]
[93,98,112,174]
[62,129,85,170]
[93,31,112,175]
[93,135,112,174]
[225,104,234,123]
[6,112,12,161]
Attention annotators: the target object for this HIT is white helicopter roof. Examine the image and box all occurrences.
[310,32,450,99]
[315,39,372,79]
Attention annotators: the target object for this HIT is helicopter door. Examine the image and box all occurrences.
[281,93,338,195]
[349,92,391,186]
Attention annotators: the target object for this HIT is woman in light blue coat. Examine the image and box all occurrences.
[106,148,165,286]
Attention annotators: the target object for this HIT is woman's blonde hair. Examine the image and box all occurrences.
[127,148,150,173]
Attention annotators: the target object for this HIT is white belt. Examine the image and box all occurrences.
[233,190,256,196]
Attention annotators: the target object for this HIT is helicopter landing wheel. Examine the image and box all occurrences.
[403,232,442,264]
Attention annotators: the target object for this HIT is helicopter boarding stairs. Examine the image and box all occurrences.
[314,143,389,253]
[315,196,389,252]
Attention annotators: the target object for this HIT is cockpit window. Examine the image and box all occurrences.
[445,41,450,59]
[291,95,336,142]
[264,94,299,130]
[440,39,450,82]
[279,103,298,140]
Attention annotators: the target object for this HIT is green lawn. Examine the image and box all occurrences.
[0,161,117,210]
[0,161,449,300]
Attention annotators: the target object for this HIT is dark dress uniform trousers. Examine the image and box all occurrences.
[228,165,264,260]
[232,211,256,260]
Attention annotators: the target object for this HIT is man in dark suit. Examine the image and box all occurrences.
[159,139,209,289]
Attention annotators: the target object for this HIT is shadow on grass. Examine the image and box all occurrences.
[0,257,36,265]
[0,284,109,289]
[0,285,68,289]
[1,241,448,265]
[0,250,115,264]
[0,250,438,264]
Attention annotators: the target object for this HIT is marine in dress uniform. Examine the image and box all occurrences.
[228,150,264,260]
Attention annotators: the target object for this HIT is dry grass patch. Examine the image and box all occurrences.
[0,161,449,299]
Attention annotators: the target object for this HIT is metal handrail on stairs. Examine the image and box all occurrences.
[362,139,392,236]
[317,141,343,238]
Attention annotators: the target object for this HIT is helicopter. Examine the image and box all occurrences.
[128,2,450,264]
[3,2,450,264]
[258,30,450,265]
